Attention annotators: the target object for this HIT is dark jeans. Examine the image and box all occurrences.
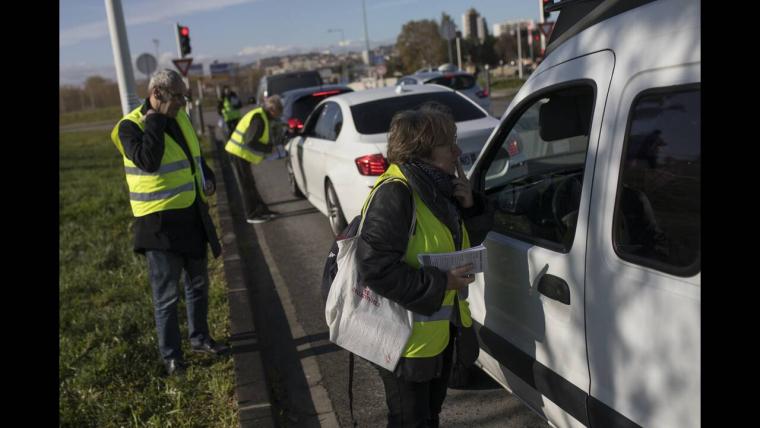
[145,250,211,361]
[225,119,240,140]
[376,328,455,428]
[230,155,268,218]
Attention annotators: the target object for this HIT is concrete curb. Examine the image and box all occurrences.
[210,131,277,428]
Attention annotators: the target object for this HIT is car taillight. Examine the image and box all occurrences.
[507,139,520,157]
[476,89,489,98]
[355,154,388,176]
[288,117,304,130]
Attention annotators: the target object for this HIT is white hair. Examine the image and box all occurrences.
[148,69,184,92]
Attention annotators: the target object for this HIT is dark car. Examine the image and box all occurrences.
[280,84,353,136]
[256,70,324,105]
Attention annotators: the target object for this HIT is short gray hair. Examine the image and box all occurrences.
[148,69,184,92]
[264,95,283,113]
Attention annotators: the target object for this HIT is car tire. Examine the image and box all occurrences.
[325,180,347,236]
[286,159,304,198]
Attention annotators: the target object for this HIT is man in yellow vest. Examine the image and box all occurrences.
[225,95,283,224]
[216,85,242,139]
[111,69,227,376]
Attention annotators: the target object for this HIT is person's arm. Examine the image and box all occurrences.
[356,181,448,316]
[242,115,274,154]
[118,114,167,172]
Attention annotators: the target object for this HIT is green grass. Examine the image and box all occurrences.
[487,77,527,92]
[59,130,238,427]
[60,105,124,127]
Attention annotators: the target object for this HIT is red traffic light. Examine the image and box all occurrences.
[180,26,189,37]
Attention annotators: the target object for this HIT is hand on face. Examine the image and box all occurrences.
[151,85,186,117]
[452,160,474,208]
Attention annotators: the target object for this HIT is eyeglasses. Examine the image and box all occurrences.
[162,89,190,102]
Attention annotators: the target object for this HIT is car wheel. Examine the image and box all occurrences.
[286,159,304,198]
[325,180,347,236]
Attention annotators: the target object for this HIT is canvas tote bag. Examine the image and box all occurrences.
[324,178,415,371]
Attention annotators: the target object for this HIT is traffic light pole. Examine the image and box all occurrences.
[539,0,546,55]
[174,22,193,120]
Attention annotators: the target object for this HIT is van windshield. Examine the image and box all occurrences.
[268,73,323,96]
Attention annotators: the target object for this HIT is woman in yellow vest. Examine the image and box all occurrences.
[356,106,489,427]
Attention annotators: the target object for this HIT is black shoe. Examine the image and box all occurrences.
[164,358,187,375]
[191,338,230,356]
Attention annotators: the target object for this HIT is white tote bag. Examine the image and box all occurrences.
[324,179,415,371]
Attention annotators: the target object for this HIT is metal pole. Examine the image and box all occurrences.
[153,38,160,65]
[539,0,547,55]
[517,26,523,79]
[104,0,140,115]
[196,79,205,135]
[456,37,462,70]
[485,64,490,96]
[362,0,371,65]
[174,22,192,117]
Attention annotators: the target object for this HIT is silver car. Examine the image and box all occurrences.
[397,69,491,113]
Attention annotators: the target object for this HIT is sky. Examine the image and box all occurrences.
[60,0,547,86]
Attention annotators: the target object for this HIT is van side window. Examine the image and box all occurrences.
[483,85,594,252]
[613,86,701,276]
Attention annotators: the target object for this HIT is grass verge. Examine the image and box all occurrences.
[59,129,237,427]
[60,106,124,127]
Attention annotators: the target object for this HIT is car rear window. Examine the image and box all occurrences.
[268,73,323,96]
[426,75,476,90]
[290,90,351,122]
[350,92,486,135]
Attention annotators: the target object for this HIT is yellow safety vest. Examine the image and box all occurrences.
[221,96,242,122]
[364,164,473,359]
[110,106,207,217]
[224,107,270,165]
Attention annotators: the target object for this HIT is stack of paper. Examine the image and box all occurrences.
[417,244,487,273]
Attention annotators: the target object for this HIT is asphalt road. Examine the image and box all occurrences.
[243,150,547,427]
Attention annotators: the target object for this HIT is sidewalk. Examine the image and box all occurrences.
[210,128,277,428]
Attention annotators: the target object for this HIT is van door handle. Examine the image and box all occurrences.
[537,274,570,305]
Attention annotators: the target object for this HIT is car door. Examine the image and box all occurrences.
[301,101,343,208]
[585,68,700,427]
[467,51,614,428]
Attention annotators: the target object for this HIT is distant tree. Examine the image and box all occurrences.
[395,20,446,74]
[494,33,518,63]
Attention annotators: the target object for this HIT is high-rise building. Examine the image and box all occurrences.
[462,8,479,40]
[493,19,534,38]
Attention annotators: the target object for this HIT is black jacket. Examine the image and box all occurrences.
[356,162,492,380]
[117,101,221,259]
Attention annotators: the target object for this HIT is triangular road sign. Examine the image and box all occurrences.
[172,58,193,76]
[539,22,555,38]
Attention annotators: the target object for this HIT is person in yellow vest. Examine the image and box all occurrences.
[356,106,490,427]
[111,69,228,376]
[225,95,283,224]
[216,85,242,139]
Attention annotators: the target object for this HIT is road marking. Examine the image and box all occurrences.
[253,223,340,428]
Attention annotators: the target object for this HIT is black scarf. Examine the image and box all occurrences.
[408,159,455,199]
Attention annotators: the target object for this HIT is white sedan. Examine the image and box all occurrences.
[285,84,499,235]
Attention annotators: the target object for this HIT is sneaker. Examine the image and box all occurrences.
[246,210,279,224]
[164,358,187,376]
[191,338,230,356]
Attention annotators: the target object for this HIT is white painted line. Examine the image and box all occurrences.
[253,223,339,427]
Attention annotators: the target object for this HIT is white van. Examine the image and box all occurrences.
[466,0,700,427]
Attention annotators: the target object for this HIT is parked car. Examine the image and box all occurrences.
[465,0,700,427]
[280,84,353,138]
[397,67,491,113]
[285,84,499,235]
[256,70,323,105]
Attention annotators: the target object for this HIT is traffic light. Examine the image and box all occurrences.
[178,25,191,56]
[543,0,552,20]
